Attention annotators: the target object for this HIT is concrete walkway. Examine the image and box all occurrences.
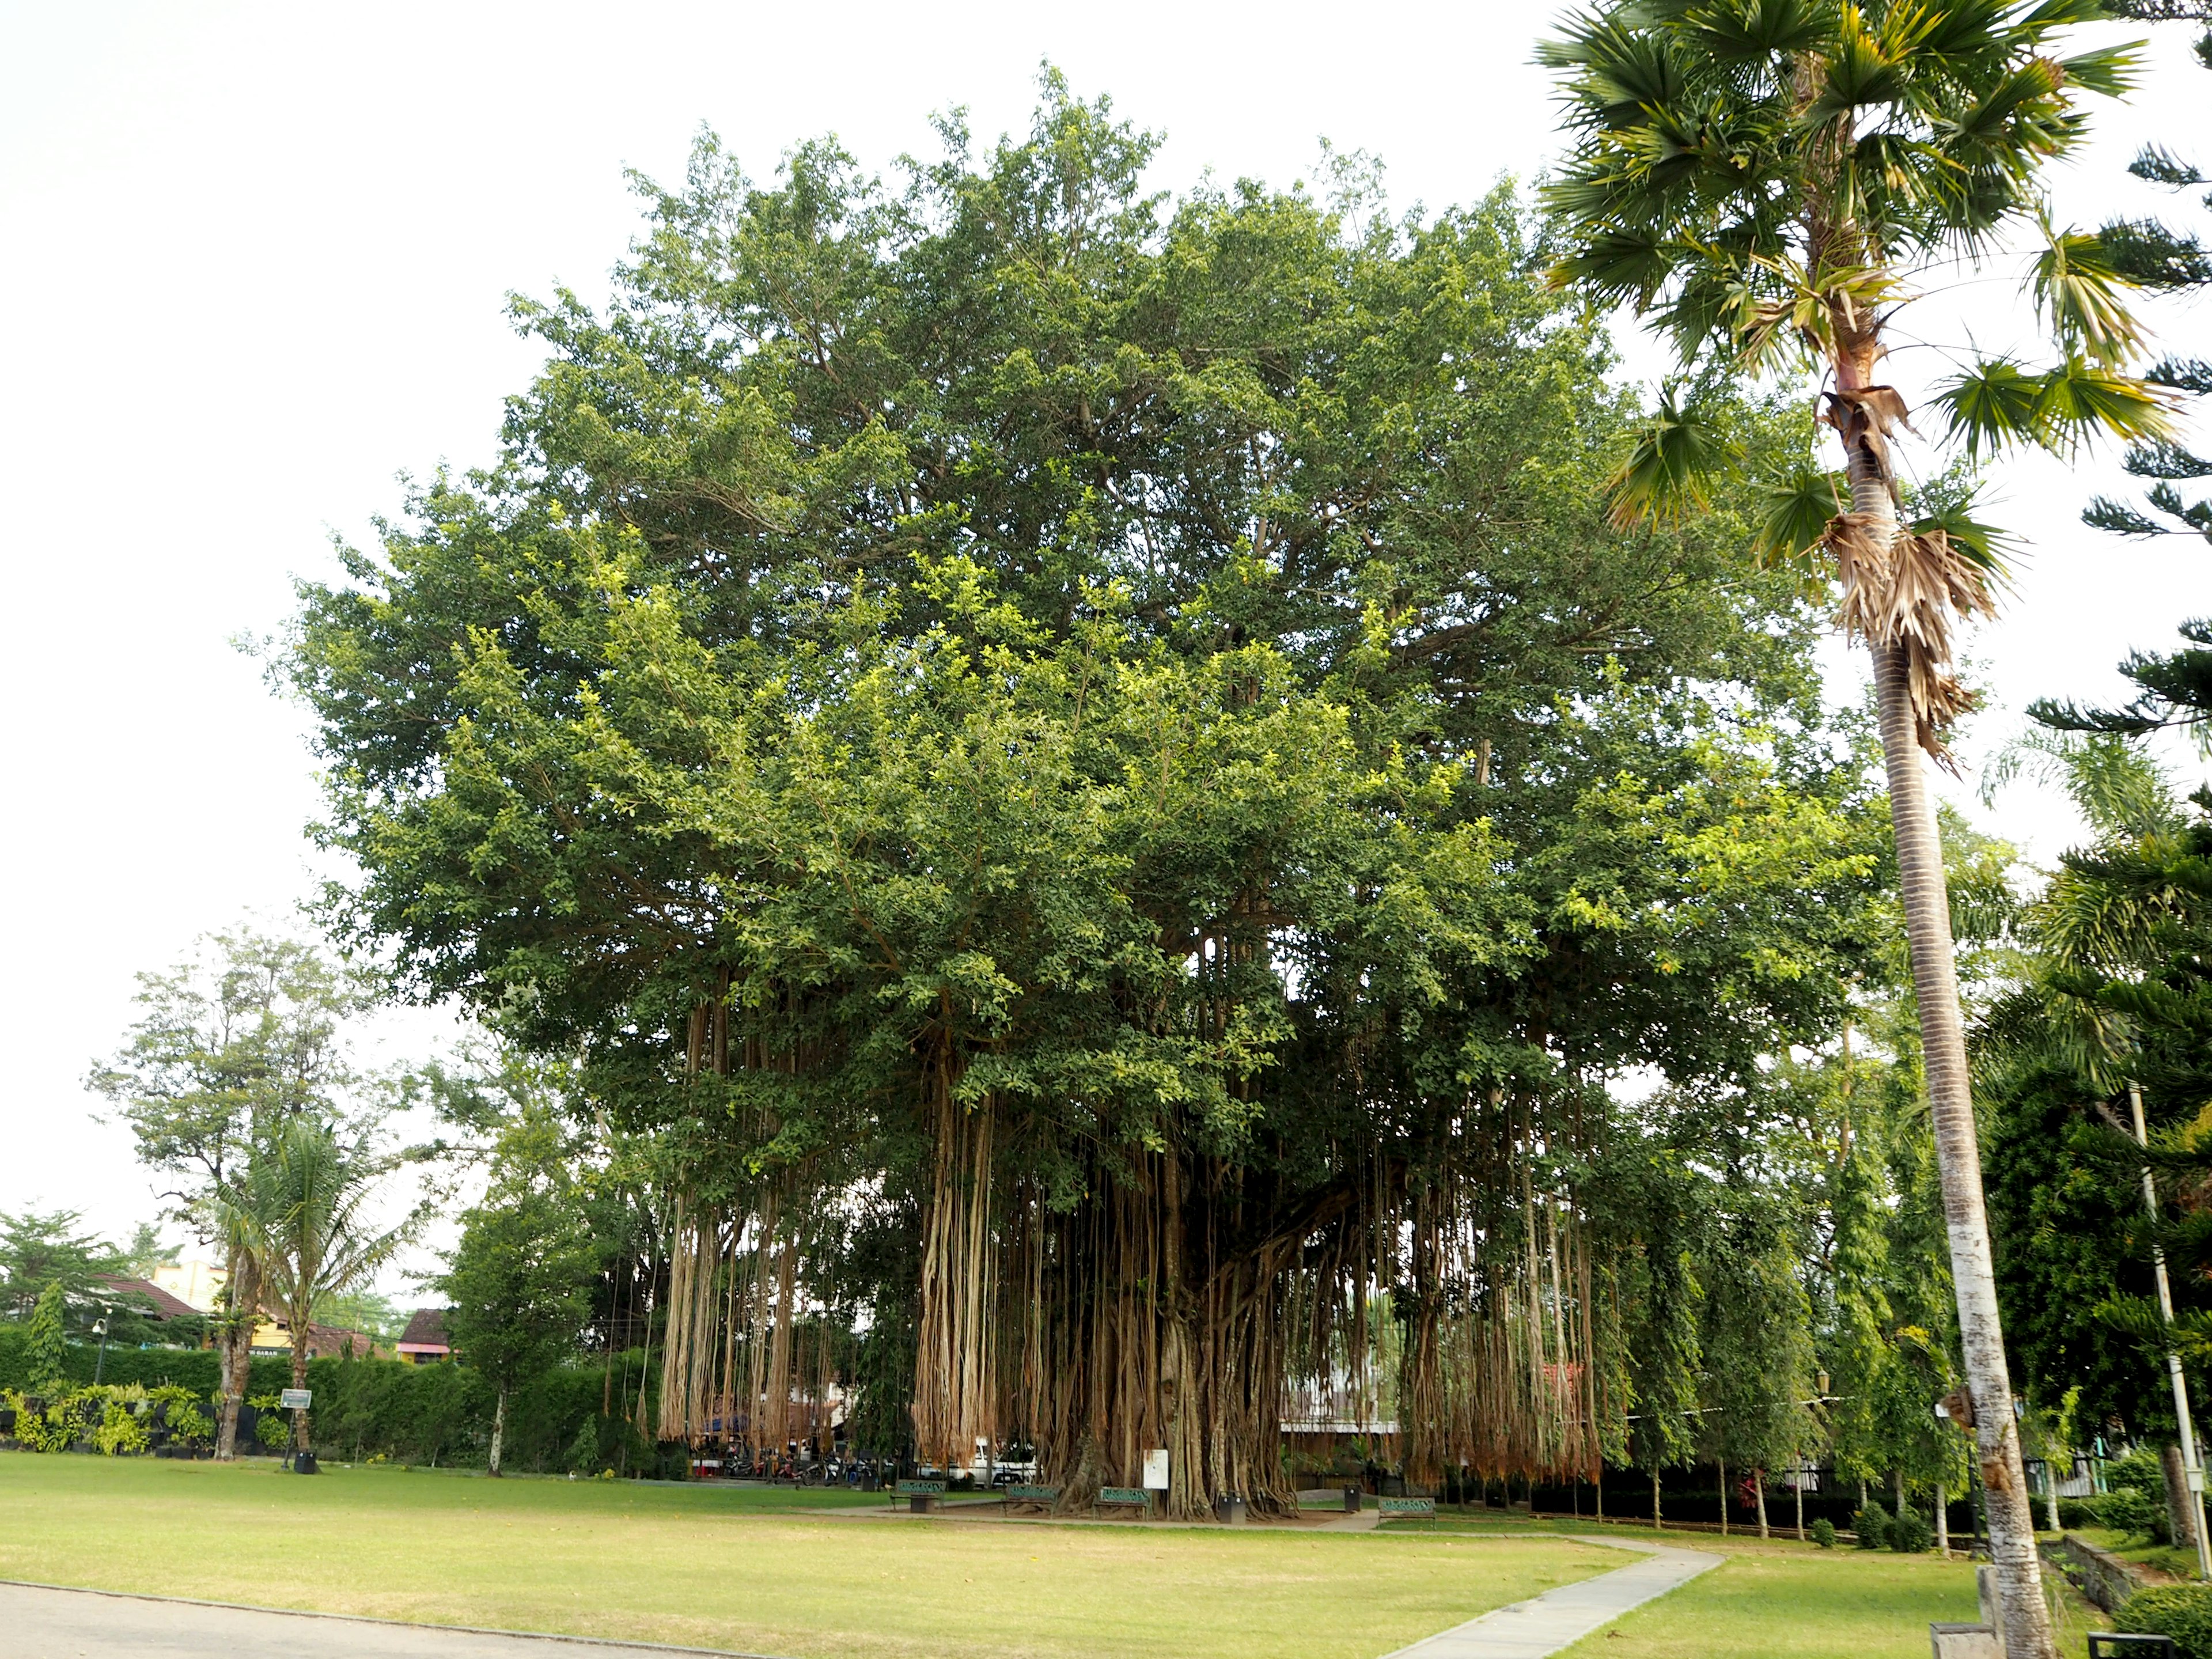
[1377,1537,1721,1659]
[0,1580,786,1659]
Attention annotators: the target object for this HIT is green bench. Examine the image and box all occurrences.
[1096,1486,1152,1515]
[1378,1495,1437,1525]
[894,1478,947,1513]
[1003,1483,1060,1513]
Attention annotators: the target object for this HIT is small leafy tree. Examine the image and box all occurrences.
[439,1107,592,1477]
[25,1282,66,1387]
[92,924,376,1459]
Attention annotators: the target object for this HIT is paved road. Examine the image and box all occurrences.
[1377,1539,1722,1659]
[0,1581,786,1659]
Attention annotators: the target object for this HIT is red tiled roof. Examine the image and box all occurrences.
[93,1275,200,1320]
[399,1308,449,1349]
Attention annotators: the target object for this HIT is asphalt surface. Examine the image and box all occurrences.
[0,1581,786,1659]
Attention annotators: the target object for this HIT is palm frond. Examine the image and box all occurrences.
[1930,358,2047,458]
[2035,358,2183,452]
[1752,464,1846,565]
[1828,512,1997,764]
[2028,217,2152,366]
[1604,388,1741,529]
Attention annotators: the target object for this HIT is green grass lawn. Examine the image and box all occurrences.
[0,1453,1611,1659]
[1542,1528,2110,1659]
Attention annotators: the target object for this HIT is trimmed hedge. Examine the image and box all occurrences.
[0,1325,676,1474]
[2119,1586,2212,1658]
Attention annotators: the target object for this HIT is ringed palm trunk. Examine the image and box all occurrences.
[290,1325,312,1456]
[1846,397,2056,1657]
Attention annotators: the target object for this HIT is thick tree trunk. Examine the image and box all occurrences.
[490,1386,507,1478]
[214,1247,260,1461]
[1868,637,2055,1656]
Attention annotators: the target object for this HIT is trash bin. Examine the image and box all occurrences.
[1343,1486,1360,1514]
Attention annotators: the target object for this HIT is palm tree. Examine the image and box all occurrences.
[1540,6,2178,1653]
[215,1115,419,1457]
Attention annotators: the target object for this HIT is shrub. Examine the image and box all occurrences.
[1852,1505,1891,1550]
[1889,1506,1933,1553]
[256,1410,291,1450]
[2058,1497,2101,1529]
[168,1402,212,1445]
[2118,1586,2212,1659]
[2102,1485,2161,1541]
[93,1400,149,1456]
[1809,1518,1836,1548]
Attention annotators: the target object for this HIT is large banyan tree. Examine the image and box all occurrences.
[289,80,1884,1516]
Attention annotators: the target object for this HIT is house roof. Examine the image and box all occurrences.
[252,1317,380,1358]
[399,1308,450,1349]
[92,1275,201,1320]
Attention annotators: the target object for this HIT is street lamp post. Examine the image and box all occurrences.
[92,1304,113,1386]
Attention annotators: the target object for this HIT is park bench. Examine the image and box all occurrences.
[1002,1483,1059,1514]
[1096,1486,1152,1516]
[1378,1496,1437,1528]
[894,1478,946,1514]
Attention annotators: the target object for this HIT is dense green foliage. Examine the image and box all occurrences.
[279,78,1891,1509]
[2120,1585,2212,1659]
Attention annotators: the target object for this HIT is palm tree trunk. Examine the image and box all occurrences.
[1869,634,2055,1655]
[489,1385,507,1478]
[215,1247,259,1462]
[1652,1466,1661,1531]
[291,1327,312,1456]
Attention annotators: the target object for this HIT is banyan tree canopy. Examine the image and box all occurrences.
[289,81,1887,1517]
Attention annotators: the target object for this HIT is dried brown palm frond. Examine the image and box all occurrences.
[1830,514,1998,769]
[1821,385,1916,497]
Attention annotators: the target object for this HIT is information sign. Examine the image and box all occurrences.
[279,1388,311,1411]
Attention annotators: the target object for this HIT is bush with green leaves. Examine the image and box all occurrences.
[3,1388,71,1452]
[92,1398,149,1456]
[1889,1506,1933,1554]
[2101,1484,2161,1541]
[2119,1586,2212,1659]
[1810,1518,1836,1549]
[1853,1505,1892,1550]
[166,1401,211,1446]
[2058,1497,2101,1529]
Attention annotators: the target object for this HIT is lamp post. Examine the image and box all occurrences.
[92,1303,113,1386]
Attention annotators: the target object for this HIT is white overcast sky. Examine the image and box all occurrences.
[2,2,2207,1282]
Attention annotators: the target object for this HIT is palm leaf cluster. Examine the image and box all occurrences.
[1543,0,2175,764]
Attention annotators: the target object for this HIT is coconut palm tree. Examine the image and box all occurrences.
[215,1115,420,1458]
[1540,5,2178,1653]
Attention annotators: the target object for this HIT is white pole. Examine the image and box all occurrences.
[2131,1080,2212,1582]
